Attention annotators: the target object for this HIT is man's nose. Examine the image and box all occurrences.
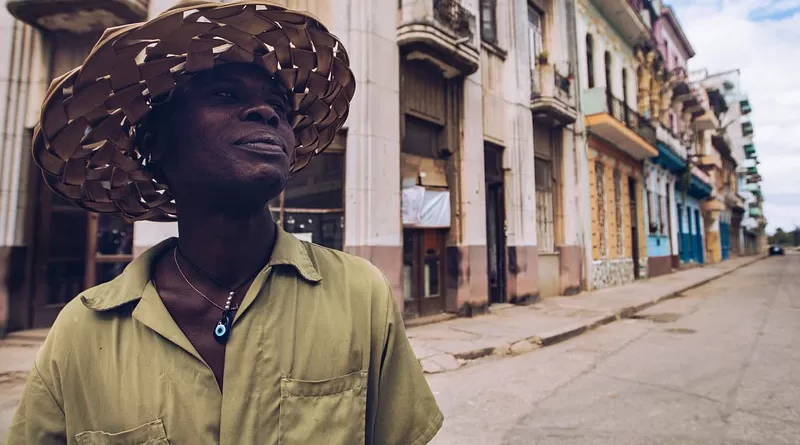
[240,103,280,128]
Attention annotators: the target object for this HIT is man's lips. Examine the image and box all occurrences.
[233,134,286,153]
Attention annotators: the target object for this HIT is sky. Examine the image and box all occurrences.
[669,0,800,233]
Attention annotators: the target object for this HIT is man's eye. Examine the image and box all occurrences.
[212,90,236,99]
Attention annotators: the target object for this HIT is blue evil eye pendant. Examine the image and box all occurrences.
[214,311,232,344]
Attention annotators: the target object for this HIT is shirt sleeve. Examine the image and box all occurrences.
[5,362,67,445]
[365,273,444,445]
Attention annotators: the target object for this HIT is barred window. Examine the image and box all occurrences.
[535,157,555,252]
[614,169,623,256]
[595,161,606,256]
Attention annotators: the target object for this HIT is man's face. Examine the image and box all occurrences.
[152,63,296,204]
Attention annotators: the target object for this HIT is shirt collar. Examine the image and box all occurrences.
[81,224,323,312]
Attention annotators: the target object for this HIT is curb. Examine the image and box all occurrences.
[419,255,766,374]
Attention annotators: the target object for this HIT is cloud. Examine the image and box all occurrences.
[670,0,800,231]
[749,0,800,20]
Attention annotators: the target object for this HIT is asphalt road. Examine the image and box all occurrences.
[428,254,800,445]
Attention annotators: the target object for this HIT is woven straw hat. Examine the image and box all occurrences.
[32,0,355,222]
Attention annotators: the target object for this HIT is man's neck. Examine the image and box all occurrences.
[175,208,277,288]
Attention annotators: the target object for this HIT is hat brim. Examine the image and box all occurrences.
[32,0,355,222]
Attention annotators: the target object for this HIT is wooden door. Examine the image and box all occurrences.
[628,177,641,279]
[402,229,446,319]
[28,178,133,328]
[29,186,89,328]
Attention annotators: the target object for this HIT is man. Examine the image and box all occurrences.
[7,2,443,444]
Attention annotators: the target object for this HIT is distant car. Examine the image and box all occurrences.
[769,245,785,256]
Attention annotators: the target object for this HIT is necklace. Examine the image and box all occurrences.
[173,247,264,344]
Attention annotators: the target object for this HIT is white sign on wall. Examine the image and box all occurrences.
[292,232,314,243]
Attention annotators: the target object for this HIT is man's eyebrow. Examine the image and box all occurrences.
[197,75,246,88]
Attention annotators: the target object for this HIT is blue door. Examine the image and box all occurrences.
[678,204,688,262]
[694,209,704,264]
[719,221,730,260]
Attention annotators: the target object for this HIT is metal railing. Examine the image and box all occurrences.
[554,70,571,95]
[433,0,475,39]
[605,90,657,146]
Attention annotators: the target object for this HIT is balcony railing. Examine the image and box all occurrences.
[433,0,475,39]
[605,90,657,146]
[554,70,571,95]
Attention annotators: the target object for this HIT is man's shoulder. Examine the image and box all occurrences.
[35,292,108,365]
[301,241,388,285]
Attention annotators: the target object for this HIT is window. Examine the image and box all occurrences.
[613,169,623,256]
[402,116,442,158]
[647,181,667,236]
[528,5,543,64]
[604,51,612,91]
[480,0,498,44]
[586,34,595,88]
[535,157,555,252]
[595,161,607,256]
[621,68,628,108]
[270,152,345,250]
[647,190,657,234]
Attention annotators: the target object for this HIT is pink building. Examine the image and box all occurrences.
[653,5,695,137]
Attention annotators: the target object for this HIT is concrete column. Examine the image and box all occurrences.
[449,65,488,313]
[499,0,537,304]
[337,0,403,305]
[558,124,585,295]
[0,16,48,335]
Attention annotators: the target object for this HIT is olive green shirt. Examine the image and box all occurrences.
[6,227,443,445]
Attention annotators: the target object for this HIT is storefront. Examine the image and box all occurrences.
[398,59,458,320]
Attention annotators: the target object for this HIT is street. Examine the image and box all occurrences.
[428,254,799,445]
[1,255,796,444]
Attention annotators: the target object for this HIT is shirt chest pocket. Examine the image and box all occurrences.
[74,418,169,445]
[279,370,368,445]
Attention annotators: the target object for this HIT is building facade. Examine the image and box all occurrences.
[0,0,768,334]
[692,69,765,256]
[577,0,657,289]
[0,0,595,333]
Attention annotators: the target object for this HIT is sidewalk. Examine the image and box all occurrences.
[408,254,767,374]
[0,255,766,379]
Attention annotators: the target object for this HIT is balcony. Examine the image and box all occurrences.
[583,87,658,159]
[7,0,147,33]
[748,206,763,218]
[670,67,693,100]
[698,151,722,170]
[591,0,649,45]
[692,88,719,131]
[746,165,759,176]
[740,99,752,115]
[656,124,687,159]
[724,189,745,210]
[744,143,756,158]
[749,185,762,197]
[654,124,688,173]
[747,174,762,184]
[742,121,754,137]
[530,64,577,125]
[397,0,479,78]
[712,133,732,157]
